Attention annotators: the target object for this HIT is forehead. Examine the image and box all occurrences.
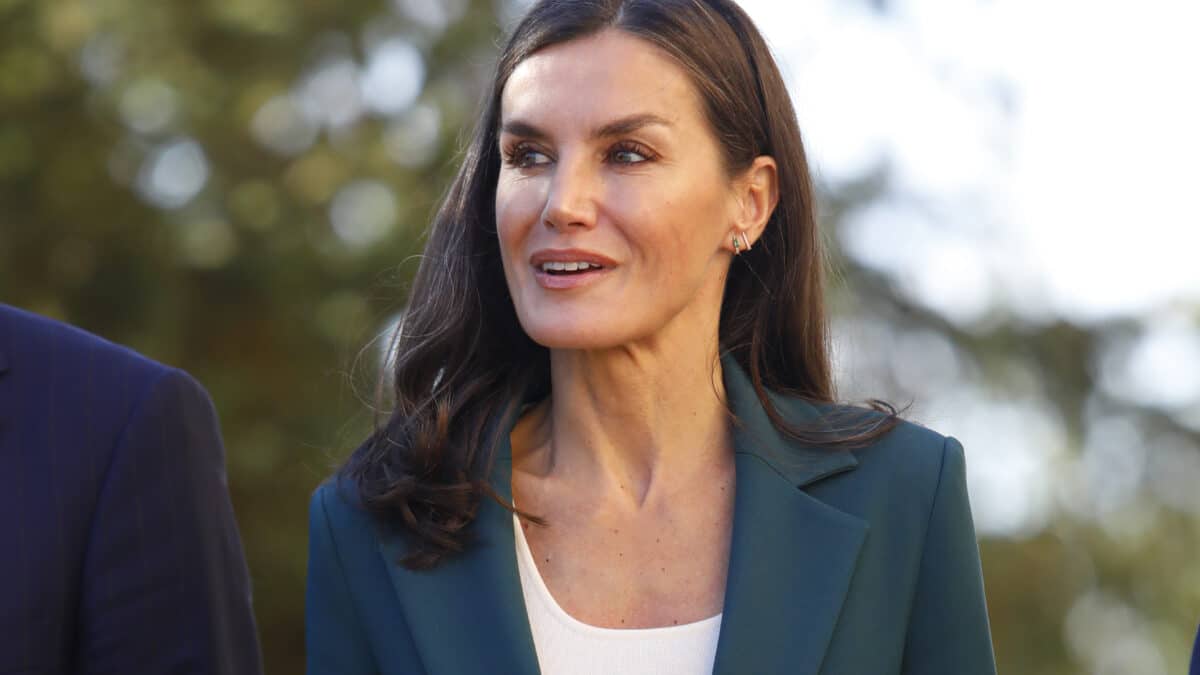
[500,29,703,132]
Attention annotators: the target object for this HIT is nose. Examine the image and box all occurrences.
[541,152,598,231]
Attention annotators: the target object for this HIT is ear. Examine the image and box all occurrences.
[731,155,778,249]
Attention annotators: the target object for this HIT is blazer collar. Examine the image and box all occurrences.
[719,352,858,487]
[378,354,866,675]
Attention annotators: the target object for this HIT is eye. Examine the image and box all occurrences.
[502,142,552,169]
[608,141,656,165]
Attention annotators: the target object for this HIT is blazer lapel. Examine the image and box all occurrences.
[712,356,868,675]
[376,411,540,675]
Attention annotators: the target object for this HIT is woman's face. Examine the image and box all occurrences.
[495,29,747,351]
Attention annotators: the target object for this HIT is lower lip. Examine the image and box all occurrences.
[533,267,612,289]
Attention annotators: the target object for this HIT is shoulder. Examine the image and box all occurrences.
[311,478,365,524]
[854,408,957,479]
[808,404,966,523]
[310,476,381,548]
[0,303,173,388]
[309,475,407,581]
[0,304,221,465]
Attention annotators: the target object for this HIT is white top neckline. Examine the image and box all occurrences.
[512,513,724,637]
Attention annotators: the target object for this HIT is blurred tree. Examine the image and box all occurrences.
[1,0,505,671]
[824,179,1200,674]
[2,0,1196,673]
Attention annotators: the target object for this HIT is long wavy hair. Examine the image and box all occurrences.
[342,0,899,569]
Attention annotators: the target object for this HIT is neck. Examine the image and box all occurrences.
[520,323,733,509]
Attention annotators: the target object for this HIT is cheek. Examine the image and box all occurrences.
[622,186,725,272]
[495,178,544,253]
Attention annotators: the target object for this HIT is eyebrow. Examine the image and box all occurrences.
[499,113,673,141]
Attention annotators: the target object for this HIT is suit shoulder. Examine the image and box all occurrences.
[311,477,378,543]
[0,303,172,384]
[867,414,952,461]
[813,404,959,508]
[817,403,949,460]
[795,408,971,547]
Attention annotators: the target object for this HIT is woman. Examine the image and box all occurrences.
[306,1,997,673]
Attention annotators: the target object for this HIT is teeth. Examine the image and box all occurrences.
[541,261,598,272]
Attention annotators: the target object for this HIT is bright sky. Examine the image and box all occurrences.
[741,0,1200,325]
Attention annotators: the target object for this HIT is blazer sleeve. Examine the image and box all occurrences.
[901,436,997,675]
[77,368,263,675]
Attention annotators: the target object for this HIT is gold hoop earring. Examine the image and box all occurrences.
[732,233,742,255]
[740,232,752,252]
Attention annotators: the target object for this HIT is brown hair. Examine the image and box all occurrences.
[342,0,898,569]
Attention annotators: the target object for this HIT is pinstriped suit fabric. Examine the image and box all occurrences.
[0,304,262,675]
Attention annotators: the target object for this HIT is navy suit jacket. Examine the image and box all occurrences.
[0,304,263,674]
[306,355,997,674]
[1191,622,1199,675]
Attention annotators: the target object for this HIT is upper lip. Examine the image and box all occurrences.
[529,248,617,268]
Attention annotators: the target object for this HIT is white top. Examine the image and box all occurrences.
[513,514,723,675]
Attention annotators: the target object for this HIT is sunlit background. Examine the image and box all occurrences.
[2,0,1197,672]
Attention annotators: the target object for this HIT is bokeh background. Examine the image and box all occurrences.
[2,0,1197,672]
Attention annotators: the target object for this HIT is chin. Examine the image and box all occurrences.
[516,313,640,352]
[521,324,623,351]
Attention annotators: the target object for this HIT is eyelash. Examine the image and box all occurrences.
[501,141,658,168]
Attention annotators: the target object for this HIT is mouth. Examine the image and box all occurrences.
[530,259,613,290]
[528,249,617,289]
[537,261,607,276]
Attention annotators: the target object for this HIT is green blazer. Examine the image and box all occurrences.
[306,357,997,674]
